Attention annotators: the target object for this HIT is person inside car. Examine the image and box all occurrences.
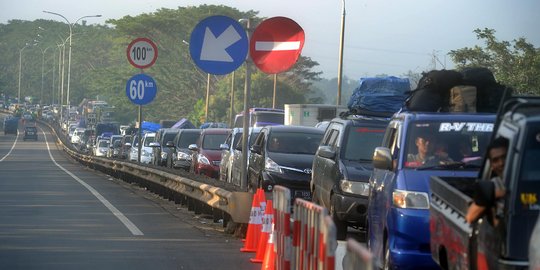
[406,134,436,166]
[466,137,508,225]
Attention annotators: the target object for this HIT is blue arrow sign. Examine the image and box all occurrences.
[189,15,248,75]
[126,73,157,105]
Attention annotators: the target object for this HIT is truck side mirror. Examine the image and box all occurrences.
[474,180,496,207]
[317,145,336,159]
[373,147,393,171]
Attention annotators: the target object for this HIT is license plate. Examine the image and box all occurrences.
[294,190,311,201]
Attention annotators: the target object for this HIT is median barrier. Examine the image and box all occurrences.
[40,120,253,230]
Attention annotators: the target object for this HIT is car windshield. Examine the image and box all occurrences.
[202,134,228,150]
[163,133,177,144]
[143,136,155,146]
[252,113,284,126]
[268,131,323,155]
[177,132,200,148]
[26,127,37,132]
[98,141,109,147]
[342,126,385,161]
[404,121,494,169]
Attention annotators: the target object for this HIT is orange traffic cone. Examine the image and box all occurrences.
[241,189,263,252]
[251,199,273,263]
[261,224,275,270]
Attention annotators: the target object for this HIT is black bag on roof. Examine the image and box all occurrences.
[461,67,512,113]
[405,69,463,112]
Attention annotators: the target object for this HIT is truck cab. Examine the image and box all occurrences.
[367,111,495,269]
[430,97,540,270]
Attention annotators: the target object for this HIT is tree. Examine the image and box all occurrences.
[449,28,540,95]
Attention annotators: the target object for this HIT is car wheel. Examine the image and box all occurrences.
[383,237,393,270]
[330,196,348,240]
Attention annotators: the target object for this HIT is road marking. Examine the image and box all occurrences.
[40,127,144,236]
[0,130,19,162]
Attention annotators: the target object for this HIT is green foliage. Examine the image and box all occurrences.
[449,28,540,95]
[0,5,321,126]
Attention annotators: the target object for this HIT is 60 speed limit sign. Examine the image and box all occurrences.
[126,73,157,105]
[127,38,158,69]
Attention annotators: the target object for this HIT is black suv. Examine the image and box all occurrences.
[23,126,38,141]
[310,113,389,239]
[248,125,324,200]
[168,129,201,170]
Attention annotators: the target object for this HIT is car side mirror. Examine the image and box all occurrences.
[317,145,336,159]
[373,147,393,170]
[125,142,132,147]
[188,144,198,151]
[165,141,175,148]
[220,143,229,150]
[250,145,261,154]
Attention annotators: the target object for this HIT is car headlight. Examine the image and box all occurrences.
[99,149,107,153]
[392,189,429,209]
[142,150,150,157]
[340,180,370,196]
[177,152,191,160]
[161,152,168,159]
[265,157,282,174]
[198,154,210,165]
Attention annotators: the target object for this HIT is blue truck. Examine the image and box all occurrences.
[367,112,496,269]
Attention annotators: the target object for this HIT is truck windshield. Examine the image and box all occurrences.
[404,121,494,169]
[342,127,385,161]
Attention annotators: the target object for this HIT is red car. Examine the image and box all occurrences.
[189,128,230,179]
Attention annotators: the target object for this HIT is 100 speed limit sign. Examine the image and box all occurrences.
[127,38,158,69]
[126,73,157,105]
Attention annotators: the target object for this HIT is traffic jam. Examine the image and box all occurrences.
[2,3,540,270]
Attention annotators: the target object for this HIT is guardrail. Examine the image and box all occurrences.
[41,120,253,230]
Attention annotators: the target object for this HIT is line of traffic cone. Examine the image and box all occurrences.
[261,224,275,270]
[241,189,264,252]
[251,199,273,263]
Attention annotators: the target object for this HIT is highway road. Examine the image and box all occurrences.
[0,119,259,270]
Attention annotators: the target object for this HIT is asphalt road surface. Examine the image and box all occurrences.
[0,119,259,270]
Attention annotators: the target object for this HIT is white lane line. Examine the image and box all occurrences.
[0,130,19,162]
[40,127,144,236]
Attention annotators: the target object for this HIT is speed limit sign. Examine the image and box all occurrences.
[125,73,157,105]
[127,38,158,69]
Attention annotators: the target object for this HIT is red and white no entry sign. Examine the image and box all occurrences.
[127,37,158,69]
[250,17,305,74]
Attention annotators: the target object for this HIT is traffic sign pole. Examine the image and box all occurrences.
[137,104,142,163]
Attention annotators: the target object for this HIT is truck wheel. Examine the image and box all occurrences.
[330,198,347,240]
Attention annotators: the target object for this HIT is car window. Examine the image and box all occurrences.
[143,136,155,146]
[163,132,177,144]
[520,125,540,181]
[342,126,385,161]
[98,141,109,147]
[267,131,323,155]
[202,134,228,150]
[178,132,200,148]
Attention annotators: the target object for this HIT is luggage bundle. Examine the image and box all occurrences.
[347,76,410,115]
[405,67,512,113]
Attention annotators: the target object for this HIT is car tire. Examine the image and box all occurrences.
[330,196,348,240]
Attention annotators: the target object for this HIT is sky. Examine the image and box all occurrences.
[1,0,539,81]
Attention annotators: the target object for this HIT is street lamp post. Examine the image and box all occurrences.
[18,42,37,105]
[43,11,101,111]
[337,0,346,105]
[41,46,52,105]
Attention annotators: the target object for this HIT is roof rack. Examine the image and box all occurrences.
[339,108,394,120]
